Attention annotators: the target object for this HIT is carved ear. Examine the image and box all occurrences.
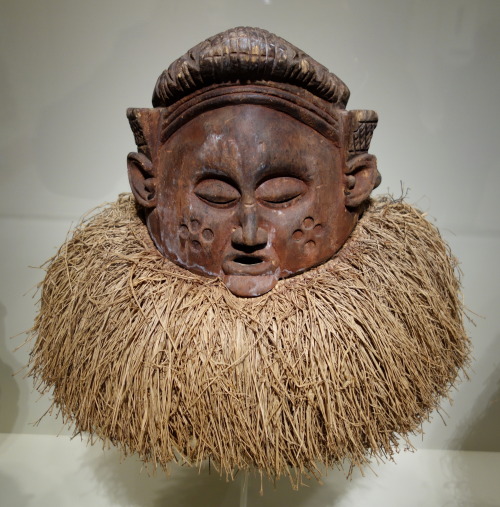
[344,153,381,208]
[127,152,157,208]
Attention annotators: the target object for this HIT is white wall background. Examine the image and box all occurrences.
[1,0,499,505]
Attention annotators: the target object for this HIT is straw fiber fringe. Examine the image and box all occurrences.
[29,194,469,486]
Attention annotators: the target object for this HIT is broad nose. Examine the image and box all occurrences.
[232,203,268,249]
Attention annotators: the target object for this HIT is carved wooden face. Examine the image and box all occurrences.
[144,104,360,297]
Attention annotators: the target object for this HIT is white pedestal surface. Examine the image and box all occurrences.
[1,433,499,506]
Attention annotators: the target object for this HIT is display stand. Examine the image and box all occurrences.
[239,469,249,507]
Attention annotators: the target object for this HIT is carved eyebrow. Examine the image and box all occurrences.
[255,163,312,184]
[196,167,239,188]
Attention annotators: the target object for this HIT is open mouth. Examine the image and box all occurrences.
[233,256,264,265]
[221,250,279,296]
[222,253,275,276]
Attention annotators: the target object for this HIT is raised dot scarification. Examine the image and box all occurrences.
[303,217,314,229]
[304,240,316,252]
[202,228,214,242]
[180,220,212,249]
[190,219,201,232]
[292,230,304,241]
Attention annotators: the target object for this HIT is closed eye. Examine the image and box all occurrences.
[255,177,308,207]
[194,178,240,207]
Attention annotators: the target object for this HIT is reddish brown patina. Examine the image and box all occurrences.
[127,27,381,297]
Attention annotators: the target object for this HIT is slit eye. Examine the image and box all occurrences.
[256,177,308,208]
[195,179,240,207]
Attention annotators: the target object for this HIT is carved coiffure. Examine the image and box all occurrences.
[127,27,381,296]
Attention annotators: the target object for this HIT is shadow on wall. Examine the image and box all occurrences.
[0,302,21,443]
[454,335,500,452]
[80,442,358,507]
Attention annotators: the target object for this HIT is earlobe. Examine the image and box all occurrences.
[344,154,381,208]
[127,152,157,208]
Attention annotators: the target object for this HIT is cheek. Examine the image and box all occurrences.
[263,197,326,248]
[289,215,326,255]
[262,203,333,275]
[177,217,215,253]
[152,174,237,276]
[176,205,236,265]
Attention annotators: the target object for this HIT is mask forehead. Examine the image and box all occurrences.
[171,106,323,187]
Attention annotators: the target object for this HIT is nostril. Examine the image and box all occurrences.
[231,226,268,251]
